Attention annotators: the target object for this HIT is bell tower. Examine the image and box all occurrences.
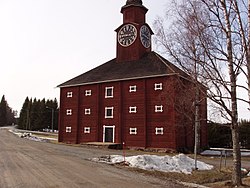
[116,0,153,63]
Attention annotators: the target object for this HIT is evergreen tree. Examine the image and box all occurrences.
[18,97,59,131]
[18,97,30,129]
[0,95,16,126]
[0,95,7,126]
[239,120,250,148]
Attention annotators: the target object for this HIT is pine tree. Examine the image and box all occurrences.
[18,97,59,131]
[18,97,30,130]
[0,95,7,126]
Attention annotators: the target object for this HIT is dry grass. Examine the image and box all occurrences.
[32,133,58,139]
[206,176,250,188]
[116,164,250,187]
[156,169,231,185]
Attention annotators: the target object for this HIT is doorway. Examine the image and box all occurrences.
[103,125,115,143]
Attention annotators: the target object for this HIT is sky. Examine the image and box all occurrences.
[0,0,249,120]
[0,0,167,115]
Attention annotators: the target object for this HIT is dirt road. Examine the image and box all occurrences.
[0,129,186,188]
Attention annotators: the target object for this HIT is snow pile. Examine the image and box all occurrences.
[92,154,213,174]
[9,130,47,142]
[248,172,250,177]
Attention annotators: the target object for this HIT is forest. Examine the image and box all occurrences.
[18,97,59,131]
[0,95,16,126]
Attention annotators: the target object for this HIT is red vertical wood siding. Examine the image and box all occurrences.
[59,87,80,144]
[59,75,208,151]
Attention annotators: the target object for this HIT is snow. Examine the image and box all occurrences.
[248,172,250,177]
[201,149,250,157]
[200,150,222,156]
[241,152,250,157]
[9,130,47,142]
[92,154,213,174]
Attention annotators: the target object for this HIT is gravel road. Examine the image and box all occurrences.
[0,128,187,188]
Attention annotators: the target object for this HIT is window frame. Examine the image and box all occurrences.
[85,90,92,96]
[155,127,164,135]
[67,91,73,98]
[129,127,137,135]
[129,106,137,113]
[155,105,163,113]
[154,83,163,91]
[84,127,91,134]
[66,109,72,115]
[66,126,72,133]
[105,87,114,98]
[105,107,114,118]
[129,85,137,92]
[85,108,91,115]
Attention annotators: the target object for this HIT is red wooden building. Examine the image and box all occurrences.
[58,0,208,151]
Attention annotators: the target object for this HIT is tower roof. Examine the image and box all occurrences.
[126,0,143,5]
[121,0,147,11]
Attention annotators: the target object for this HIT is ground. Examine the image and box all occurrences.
[2,128,250,187]
[0,128,185,188]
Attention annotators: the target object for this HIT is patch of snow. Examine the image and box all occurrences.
[241,152,250,157]
[9,130,47,142]
[92,154,213,174]
[247,172,250,177]
[241,168,248,173]
[200,150,221,156]
[201,149,250,157]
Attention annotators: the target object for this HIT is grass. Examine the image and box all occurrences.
[115,162,250,187]
[206,176,250,188]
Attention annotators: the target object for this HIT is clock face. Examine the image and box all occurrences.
[140,25,151,48]
[118,24,137,47]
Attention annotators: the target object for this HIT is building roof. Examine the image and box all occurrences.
[126,0,143,5]
[58,52,190,88]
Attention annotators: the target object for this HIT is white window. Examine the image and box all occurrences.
[67,92,73,98]
[129,128,137,135]
[85,90,92,96]
[105,87,114,98]
[155,127,164,135]
[85,108,91,115]
[105,107,114,118]
[154,83,163,90]
[129,106,137,113]
[129,85,137,92]
[84,127,91,134]
[155,105,163,112]
[66,109,72,115]
[66,126,72,133]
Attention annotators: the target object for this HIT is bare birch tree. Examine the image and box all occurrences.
[248,0,250,103]
[154,0,249,186]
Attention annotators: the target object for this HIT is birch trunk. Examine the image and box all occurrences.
[221,0,242,185]
[194,85,200,169]
[248,0,250,105]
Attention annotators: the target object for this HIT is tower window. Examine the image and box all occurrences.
[129,106,137,113]
[85,108,91,115]
[67,92,73,98]
[105,107,114,118]
[155,127,164,135]
[66,127,72,133]
[84,127,91,134]
[129,85,137,92]
[85,90,92,96]
[66,109,72,115]
[155,105,163,113]
[105,87,114,98]
[154,83,163,90]
[129,128,137,135]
